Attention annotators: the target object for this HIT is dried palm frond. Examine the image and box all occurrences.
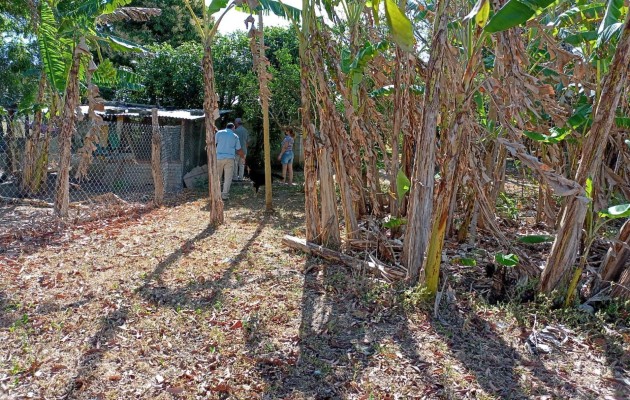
[97,7,161,24]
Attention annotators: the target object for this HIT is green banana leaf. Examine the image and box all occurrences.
[485,0,556,33]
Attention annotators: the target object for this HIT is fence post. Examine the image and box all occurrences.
[151,108,164,206]
[180,120,186,176]
[6,110,15,174]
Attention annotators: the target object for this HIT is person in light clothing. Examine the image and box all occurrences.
[216,122,244,200]
[277,129,295,185]
[232,117,249,181]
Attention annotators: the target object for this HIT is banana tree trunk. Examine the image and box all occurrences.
[30,76,48,194]
[480,139,507,229]
[357,95,383,216]
[401,100,417,217]
[302,103,321,242]
[363,96,391,216]
[364,145,382,216]
[304,47,339,245]
[312,47,358,241]
[202,42,224,226]
[300,1,320,243]
[318,133,341,248]
[424,113,469,294]
[610,269,630,300]
[541,13,630,293]
[323,38,367,218]
[255,13,273,212]
[402,0,450,284]
[332,134,359,241]
[54,49,81,218]
[457,191,476,243]
[391,46,411,220]
[596,219,630,295]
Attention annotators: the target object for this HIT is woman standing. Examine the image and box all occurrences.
[277,129,295,185]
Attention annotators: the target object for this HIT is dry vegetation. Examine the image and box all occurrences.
[1,179,629,399]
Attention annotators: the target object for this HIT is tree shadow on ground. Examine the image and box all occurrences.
[0,204,153,258]
[136,224,216,289]
[0,188,208,258]
[247,254,588,399]
[60,215,267,398]
[62,305,130,398]
[135,215,269,311]
[598,328,630,396]
[0,289,88,331]
[0,290,19,329]
[245,262,437,399]
[245,261,382,399]
[423,301,585,399]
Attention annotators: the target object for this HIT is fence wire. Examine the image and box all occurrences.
[0,114,183,205]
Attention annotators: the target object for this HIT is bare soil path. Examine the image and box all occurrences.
[1,179,628,399]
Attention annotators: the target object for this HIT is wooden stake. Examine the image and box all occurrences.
[151,108,164,206]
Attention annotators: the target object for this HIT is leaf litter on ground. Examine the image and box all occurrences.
[0,182,628,399]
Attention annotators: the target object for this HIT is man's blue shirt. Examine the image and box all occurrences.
[216,129,241,160]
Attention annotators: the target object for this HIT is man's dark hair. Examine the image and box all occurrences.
[226,122,235,129]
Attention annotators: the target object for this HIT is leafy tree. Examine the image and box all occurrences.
[109,0,203,46]
[212,32,253,110]
[127,42,205,108]
[0,0,37,109]
[0,0,30,34]
[0,40,38,109]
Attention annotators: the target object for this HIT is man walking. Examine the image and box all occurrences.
[216,122,245,200]
[232,117,249,181]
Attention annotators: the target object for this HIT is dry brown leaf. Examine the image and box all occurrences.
[166,386,184,394]
[211,383,231,393]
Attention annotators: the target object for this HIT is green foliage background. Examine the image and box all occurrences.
[0,1,38,109]
[109,0,204,47]
[116,27,300,167]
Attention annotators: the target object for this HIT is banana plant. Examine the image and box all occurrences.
[543,8,630,294]
[564,178,630,306]
[476,0,630,297]
[38,0,151,96]
[36,0,160,217]
[182,0,238,225]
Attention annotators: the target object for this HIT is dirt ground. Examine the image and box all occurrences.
[1,177,629,399]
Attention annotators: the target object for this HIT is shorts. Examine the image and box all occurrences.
[281,151,294,165]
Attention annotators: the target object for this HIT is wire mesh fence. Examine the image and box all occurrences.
[0,113,184,206]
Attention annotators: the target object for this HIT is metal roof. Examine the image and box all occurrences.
[78,105,231,120]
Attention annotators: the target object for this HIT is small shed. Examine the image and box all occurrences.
[74,103,232,191]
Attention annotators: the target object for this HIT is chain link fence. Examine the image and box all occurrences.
[0,113,184,206]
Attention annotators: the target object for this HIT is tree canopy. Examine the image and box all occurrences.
[109,0,203,47]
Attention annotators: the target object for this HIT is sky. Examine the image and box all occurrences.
[214,0,302,34]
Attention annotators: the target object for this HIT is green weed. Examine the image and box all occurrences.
[9,314,30,333]
[497,191,519,220]
[401,286,433,312]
